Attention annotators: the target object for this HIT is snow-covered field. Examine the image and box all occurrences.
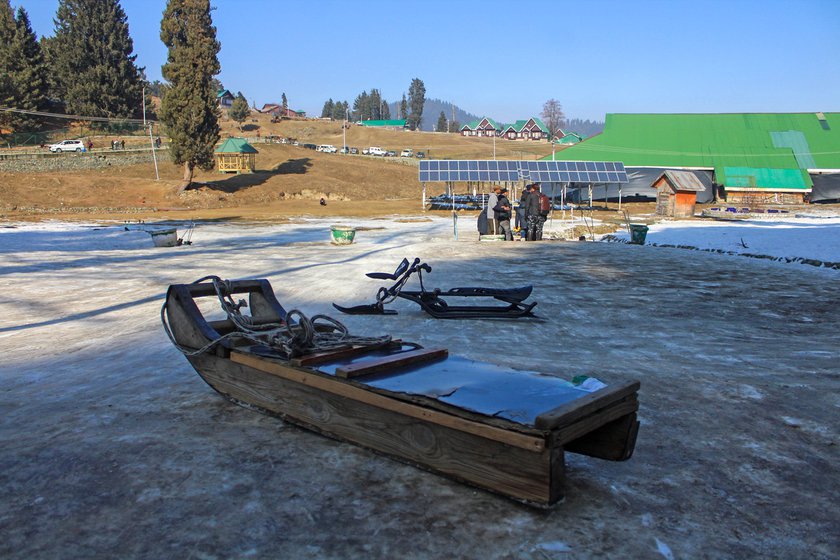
[1,215,838,559]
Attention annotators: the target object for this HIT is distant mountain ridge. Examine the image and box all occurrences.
[388,98,481,132]
[388,97,604,137]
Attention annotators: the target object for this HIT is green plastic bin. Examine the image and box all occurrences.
[330,225,356,245]
[629,224,649,245]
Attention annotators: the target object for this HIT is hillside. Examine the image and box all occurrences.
[0,113,557,221]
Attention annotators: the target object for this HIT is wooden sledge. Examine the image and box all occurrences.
[163,279,640,508]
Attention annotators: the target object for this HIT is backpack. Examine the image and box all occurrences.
[538,193,551,216]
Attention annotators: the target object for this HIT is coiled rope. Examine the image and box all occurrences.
[161,276,391,358]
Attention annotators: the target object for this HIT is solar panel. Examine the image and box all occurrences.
[418,160,628,183]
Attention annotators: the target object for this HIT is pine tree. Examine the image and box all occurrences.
[0,0,19,131]
[228,97,249,130]
[331,100,347,121]
[47,0,144,118]
[407,78,425,130]
[353,91,369,121]
[399,93,407,121]
[159,0,221,191]
[321,98,334,118]
[381,100,391,120]
[436,111,447,133]
[0,5,50,132]
[281,92,287,115]
[368,89,381,120]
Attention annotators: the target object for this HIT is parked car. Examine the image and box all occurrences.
[302,143,317,150]
[339,145,350,154]
[400,149,413,158]
[385,150,397,157]
[350,147,359,154]
[415,151,426,158]
[317,144,337,153]
[49,139,86,153]
[367,146,386,156]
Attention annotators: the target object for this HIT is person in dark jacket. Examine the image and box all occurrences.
[493,187,513,240]
[524,183,542,241]
[517,185,531,239]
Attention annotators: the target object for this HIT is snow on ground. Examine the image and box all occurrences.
[605,216,840,264]
[1,215,838,559]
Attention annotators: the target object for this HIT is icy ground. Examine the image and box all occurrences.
[1,216,838,559]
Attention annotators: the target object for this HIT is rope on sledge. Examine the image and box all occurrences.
[162,276,392,358]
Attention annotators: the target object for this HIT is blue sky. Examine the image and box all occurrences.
[19,0,840,122]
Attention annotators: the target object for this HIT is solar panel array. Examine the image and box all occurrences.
[418,160,628,184]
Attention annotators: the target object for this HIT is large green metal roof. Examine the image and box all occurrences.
[360,119,407,127]
[544,112,840,189]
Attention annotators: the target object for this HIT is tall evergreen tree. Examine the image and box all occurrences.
[399,93,407,120]
[281,92,287,115]
[0,0,19,131]
[353,90,369,121]
[321,98,334,118]
[368,89,382,120]
[159,0,221,191]
[436,111,447,133]
[47,0,144,118]
[331,100,348,121]
[381,99,390,120]
[407,78,425,130]
[9,8,49,129]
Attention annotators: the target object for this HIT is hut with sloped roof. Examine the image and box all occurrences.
[215,138,258,173]
[654,170,705,217]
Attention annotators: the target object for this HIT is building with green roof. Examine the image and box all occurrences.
[460,117,503,138]
[545,112,840,203]
[359,119,408,129]
[500,117,549,141]
[215,138,258,173]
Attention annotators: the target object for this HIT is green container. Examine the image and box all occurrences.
[330,225,356,245]
[629,224,649,245]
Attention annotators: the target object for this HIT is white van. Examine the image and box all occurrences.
[316,144,337,153]
[367,146,386,156]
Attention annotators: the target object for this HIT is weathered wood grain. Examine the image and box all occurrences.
[231,351,545,453]
[191,353,557,505]
[334,347,448,379]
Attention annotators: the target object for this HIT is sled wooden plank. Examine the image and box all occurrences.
[334,347,449,379]
[551,396,639,446]
[202,353,555,504]
[290,340,402,367]
[231,350,544,452]
[534,381,640,430]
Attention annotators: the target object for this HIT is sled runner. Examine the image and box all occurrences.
[333,258,537,319]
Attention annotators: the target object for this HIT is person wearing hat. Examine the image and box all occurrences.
[493,186,513,240]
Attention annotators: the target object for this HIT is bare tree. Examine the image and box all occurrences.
[541,99,566,142]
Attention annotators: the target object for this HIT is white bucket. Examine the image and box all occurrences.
[150,228,178,247]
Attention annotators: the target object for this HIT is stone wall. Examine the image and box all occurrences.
[0,150,165,174]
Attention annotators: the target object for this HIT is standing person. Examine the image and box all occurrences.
[87,140,93,151]
[524,183,542,241]
[486,187,499,235]
[517,185,531,239]
[120,139,126,150]
[493,187,513,240]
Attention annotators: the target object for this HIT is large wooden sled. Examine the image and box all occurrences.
[163,278,640,508]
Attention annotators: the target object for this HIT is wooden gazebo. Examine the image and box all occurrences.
[215,138,258,173]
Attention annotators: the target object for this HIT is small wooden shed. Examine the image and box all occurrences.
[654,170,705,217]
[215,138,258,174]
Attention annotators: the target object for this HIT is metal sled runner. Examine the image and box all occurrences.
[162,277,640,508]
[333,258,538,319]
